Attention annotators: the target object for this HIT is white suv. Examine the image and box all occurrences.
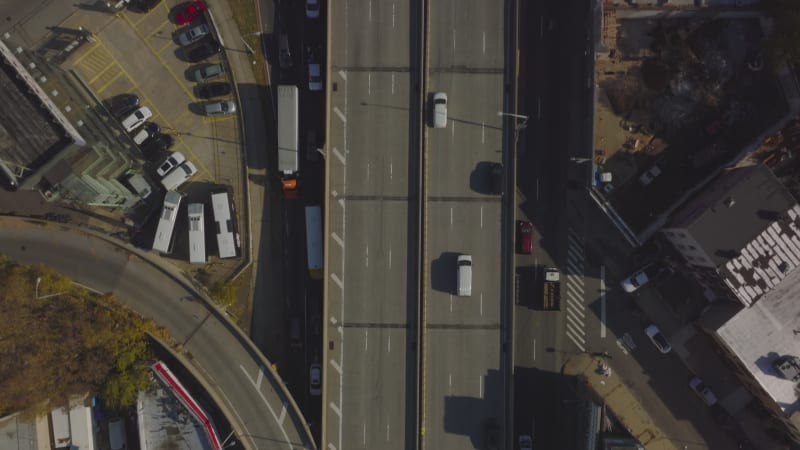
[121,107,152,132]
[432,92,447,128]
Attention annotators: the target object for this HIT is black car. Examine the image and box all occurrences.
[196,82,231,99]
[489,162,504,195]
[129,0,162,12]
[141,133,175,158]
[109,93,140,117]
[186,39,221,62]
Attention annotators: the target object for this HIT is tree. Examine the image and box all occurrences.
[763,0,800,69]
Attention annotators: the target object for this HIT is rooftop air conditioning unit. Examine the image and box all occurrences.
[773,356,800,382]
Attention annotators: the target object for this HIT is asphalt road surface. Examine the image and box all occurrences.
[424,0,507,449]
[326,0,419,449]
[0,222,311,450]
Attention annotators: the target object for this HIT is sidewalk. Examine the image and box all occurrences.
[564,353,683,450]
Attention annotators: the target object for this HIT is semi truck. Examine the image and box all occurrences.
[542,267,561,311]
[277,85,299,199]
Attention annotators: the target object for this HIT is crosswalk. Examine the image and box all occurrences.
[564,228,587,351]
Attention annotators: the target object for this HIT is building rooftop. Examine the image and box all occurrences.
[718,272,800,416]
[138,383,213,450]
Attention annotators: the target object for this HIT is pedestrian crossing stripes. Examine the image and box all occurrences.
[565,228,587,351]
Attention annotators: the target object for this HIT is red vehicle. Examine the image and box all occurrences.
[517,220,533,254]
[175,0,207,25]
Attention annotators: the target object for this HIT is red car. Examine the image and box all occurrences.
[517,220,533,254]
[175,0,207,25]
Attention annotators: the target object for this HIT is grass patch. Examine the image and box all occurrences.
[226,0,269,86]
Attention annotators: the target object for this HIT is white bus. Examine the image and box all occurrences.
[152,191,182,254]
[188,203,206,264]
[305,206,322,279]
[211,191,238,258]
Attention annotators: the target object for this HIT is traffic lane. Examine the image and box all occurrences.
[426,201,501,323]
[427,0,504,69]
[424,330,503,450]
[0,224,310,450]
[427,74,504,197]
[344,73,411,197]
[340,326,411,450]
[334,0,410,68]
[343,201,410,323]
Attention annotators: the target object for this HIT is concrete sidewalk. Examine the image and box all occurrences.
[564,352,684,450]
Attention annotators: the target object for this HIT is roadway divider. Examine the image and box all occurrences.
[417,0,430,448]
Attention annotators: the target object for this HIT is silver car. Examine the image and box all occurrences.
[645,324,672,354]
[204,101,237,116]
[194,63,225,82]
[689,376,718,406]
[177,24,210,46]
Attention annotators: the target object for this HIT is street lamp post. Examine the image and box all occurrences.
[35,277,41,299]
[497,111,529,130]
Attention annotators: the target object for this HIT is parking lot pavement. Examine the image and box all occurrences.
[59,4,243,194]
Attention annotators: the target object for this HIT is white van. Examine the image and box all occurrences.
[108,418,127,450]
[456,254,472,297]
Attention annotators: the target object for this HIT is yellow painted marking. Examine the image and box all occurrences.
[87,63,118,85]
[69,41,102,66]
[95,69,126,93]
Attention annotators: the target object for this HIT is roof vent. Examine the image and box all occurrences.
[773,356,800,381]
[723,197,735,208]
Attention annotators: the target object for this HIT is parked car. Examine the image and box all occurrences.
[484,419,499,450]
[620,262,667,293]
[196,82,231,98]
[645,324,672,354]
[141,133,175,157]
[194,63,225,82]
[278,33,292,69]
[156,151,186,177]
[160,161,197,190]
[489,162,504,195]
[175,0,206,25]
[133,122,160,145]
[308,63,322,91]
[689,376,718,406]
[186,39,220,62]
[309,363,321,396]
[109,93,140,117]
[305,0,320,18]
[121,106,152,132]
[204,101,236,116]
[517,220,533,254]
[177,24,210,46]
[432,92,447,128]
[519,435,533,450]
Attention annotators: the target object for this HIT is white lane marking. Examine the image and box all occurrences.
[616,339,629,355]
[480,206,484,229]
[566,313,585,333]
[368,0,372,21]
[278,405,287,425]
[331,273,344,289]
[238,365,293,446]
[332,147,346,164]
[339,198,345,208]
[330,402,341,416]
[388,247,392,269]
[330,359,342,374]
[365,329,368,351]
[365,244,369,267]
[366,163,370,181]
[533,339,536,360]
[480,293,484,316]
[450,295,453,312]
[481,121,485,143]
[390,162,393,180]
[332,232,344,247]
[566,282,583,299]
[387,335,391,352]
[451,119,455,137]
[255,366,264,389]
[363,424,367,446]
[453,27,457,50]
[567,272,585,287]
[566,305,585,322]
[387,424,390,441]
[449,374,452,393]
[566,297,585,315]
[368,73,372,96]
[482,31,486,54]
[600,265,607,338]
[334,107,346,123]
[391,73,395,94]
[566,329,586,351]
[450,207,454,226]
[479,375,484,398]
[338,70,347,81]
[392,3,396,28]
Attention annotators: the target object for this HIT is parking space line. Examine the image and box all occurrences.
[70,41,103,66]
[95,68,126,94]
[87,63,118,85]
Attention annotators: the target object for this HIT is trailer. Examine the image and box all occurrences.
[305,206,322,279]
[542,267,561,311]
[277,85,299,199]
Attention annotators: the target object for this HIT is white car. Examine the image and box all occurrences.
[204,101,237,116]
[308,63,323,91]
[645,324,672,354]
[161,161,197,190]
[518,435,532,450]
[156,151,186,177]
[432,92,447,128]
[177,24,210,46]
[121,107,152,132]
[305,0,320,18]
[620,262,666,293]
[309,363,321,396]
[689,376,718,406]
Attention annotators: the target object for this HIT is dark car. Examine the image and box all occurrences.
[489,162,504,195]
[141,133,175,158]
[109,93,140,117]
[186,39,221,62]
[196,82,231,99]
[129,0,162,12]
